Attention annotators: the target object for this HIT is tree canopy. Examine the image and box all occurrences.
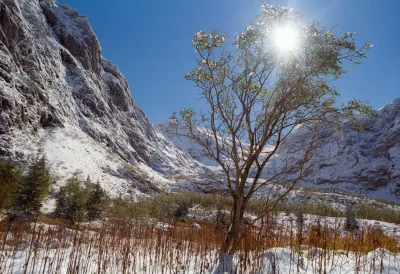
[170,4,372,256]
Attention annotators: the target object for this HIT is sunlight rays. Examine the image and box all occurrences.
[272,25,300,53]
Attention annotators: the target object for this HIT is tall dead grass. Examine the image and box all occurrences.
[0,216,398,273]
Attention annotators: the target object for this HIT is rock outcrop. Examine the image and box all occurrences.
[0,0,215,196]
[161,98,400,201]
[280,98,400,201]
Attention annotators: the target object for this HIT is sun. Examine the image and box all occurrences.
[272,25,299,52]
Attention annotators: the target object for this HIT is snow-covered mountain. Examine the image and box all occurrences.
[1,0,399,202]
[160,99,400,202]
[0,0,220,196]
[278,98,400,201]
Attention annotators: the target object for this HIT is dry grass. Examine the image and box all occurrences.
[0,215,398,273]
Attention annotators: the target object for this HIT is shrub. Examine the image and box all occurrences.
[105,195,145,221]
[352,203,400,224]
[173,200,191,220]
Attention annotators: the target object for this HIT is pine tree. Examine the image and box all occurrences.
[86,181,107,221]
[345,202,359,232]
[54,187,68,220]
[54,177,88,223]
[8,156,53,221]
[296,207,305,229]
[0,160,23,212]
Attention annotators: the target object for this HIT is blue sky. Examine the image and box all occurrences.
[61,0,400,123]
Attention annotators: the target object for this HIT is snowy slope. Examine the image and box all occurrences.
[160,98,400,202]
[271,98,400,201]
[0,0,219,196]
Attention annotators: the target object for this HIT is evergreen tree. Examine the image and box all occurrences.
[173,199,191,220]
[54,187,68,220]
[0,160,23,212]
[86,181,107,221]
[85,175,92,187]
[54,177,88,223]
[8,156,53,221]
[296,207,305,229]
[345,202,359,232]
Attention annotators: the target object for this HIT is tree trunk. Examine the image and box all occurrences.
[222,196,245,255]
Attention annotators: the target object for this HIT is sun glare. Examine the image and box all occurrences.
[273,25,299,52]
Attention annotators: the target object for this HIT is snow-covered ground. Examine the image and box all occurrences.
[2,239,399,273]
[1,214,399,274]
[9,125,172,198]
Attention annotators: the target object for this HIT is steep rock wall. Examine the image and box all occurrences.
[0,0,214,196]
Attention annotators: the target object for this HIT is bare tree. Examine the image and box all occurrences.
[169,4,372,256]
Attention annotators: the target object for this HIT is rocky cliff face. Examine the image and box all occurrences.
[0,0,215,196]
[277,98,400,201]
[161,99,400,202]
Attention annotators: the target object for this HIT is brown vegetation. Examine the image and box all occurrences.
[0,213,398,273]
